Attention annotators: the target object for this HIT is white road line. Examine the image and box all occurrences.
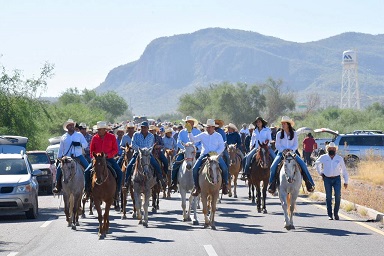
[40,217,55,228]
[7,252,18,256]
[204,245,218,256]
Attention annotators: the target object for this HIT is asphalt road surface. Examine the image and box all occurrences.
[1,183,384,256]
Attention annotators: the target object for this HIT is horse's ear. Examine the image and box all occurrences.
[125,142,129,147]
[92,152,97,158]
[258,141,262,147]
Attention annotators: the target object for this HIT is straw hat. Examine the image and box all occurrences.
[182,116,198,127]
[96,121,109,130]
[280,116,295,127]
[248,124,255,130]
[149,125,160,132]
[63,119,76,131]
[203,119,218,127]
[326,142,338,151]
[126,122,135,128]
[164,127,173,133]
[227,123,238,132]
[214,119,225,128]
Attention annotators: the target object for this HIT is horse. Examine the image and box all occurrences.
[120,143,135,220]
[277,151,302,230]
[178,142,199,224]
[227,144,241,198]
[59,156,84,230]
[151,146,165,210]
[199,155,222,230]
[91,152,117,239]
[164,148,175,198]
[248,142,272,213]
[132,147,157,227]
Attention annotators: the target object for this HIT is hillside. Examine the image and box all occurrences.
[96,28,384,115]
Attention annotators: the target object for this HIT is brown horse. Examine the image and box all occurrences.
[164,149,175,198]
[248,142,272,213]
[91,152,116,239]
[227,144,241,198]
[120,143,135,220]
[199,155,222,230]
[151,146,164,212]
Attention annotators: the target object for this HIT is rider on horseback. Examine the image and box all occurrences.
[53,119,89,194]
[123,121,167,189]
[188,119,229,196]
[267,116,315,194]
[226,123,245,159]
[170,116,202,192]
[116,122,135,167]
[149,125,169,173]
[241,117,276,180]
[83,121,123,201]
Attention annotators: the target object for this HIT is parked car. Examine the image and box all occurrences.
[27,151,56,194]
[0,136,40,219]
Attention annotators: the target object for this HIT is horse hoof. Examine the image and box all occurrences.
[143,222,148,227]
[122,215,127,220]
[284,225,291,230]
[257,209,262,213]
[263,209,268,214]
[115,206,121,212]
[203,224,209,229]
[211,226,216,230]
[139,220,143,224]
[89,212,93,215]
[252,199,255,204]
[234,195,238,198]
[132,213,137,218]
[193,220,199,225]
[187,217,192,221]
[71,225,76,230]
[152,208,157,213]
[290,225,295,230]
[197,205,201,210]
[228,194,232,198]
[218,199,221,204]
[99,234,105,240]
[67,223,71,227]
[81,214,85,219]
[76,222,80,226]
[156,205,159,210]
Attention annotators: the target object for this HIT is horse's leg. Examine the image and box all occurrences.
[180,188,187,221]
[192,195,199,225]
[251,184,255,204]
[89,196,94,215]
[75,195,81,225]
[134,190,142,223]
[143,190,150,227]
[234,170,239,198]
[201,194,209,228]
[289,190,300,229]
[70,194,77,230]
[93,198,103,238]
[156,187,160,210]
[256,181,262,213]
[81,194,86,218]
[167,168,171,198]
[262,179,268,214]
[130,184,137,218]
[228,174,232,197]
[186,192,193,222]
[279,190,290,230]
[210,192,219,230]
[63,194,70,227]
[151,187,157,213]
[248,183,252,200]
[103,200,112,236]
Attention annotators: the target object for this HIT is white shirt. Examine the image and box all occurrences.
[315,154,349,184]
[58,131,88,158]
[275,130,298,152]
[188,131,225,156]
[250,127,272,149]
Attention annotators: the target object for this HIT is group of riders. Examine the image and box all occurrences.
[52,115,316,201]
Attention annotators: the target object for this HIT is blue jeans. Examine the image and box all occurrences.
[269,152,314,186]
[323,175,341,217]
[84,158,122,192]
[158,151,169,173]
[56,155,89,184]
[192,154,228,187]
[172,153,185,181]
[222,149,230,167]
[124,152,162,183]
[244,147,276,175]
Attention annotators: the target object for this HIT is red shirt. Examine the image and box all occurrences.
[303,137,316,153]
[90,132,118,159]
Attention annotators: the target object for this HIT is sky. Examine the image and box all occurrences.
[1,0,383,98]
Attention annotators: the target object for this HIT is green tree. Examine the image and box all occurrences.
[89,91,128,121]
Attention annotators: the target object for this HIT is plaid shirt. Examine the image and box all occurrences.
[131,131,154,151]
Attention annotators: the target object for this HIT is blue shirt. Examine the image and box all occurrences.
[216,128,227,143]
[177,128,202,152]
[120,133,133,148]
[163,136,177,151]
[131,131,155,151]
[116,137,123,156]
[227,132,242,150]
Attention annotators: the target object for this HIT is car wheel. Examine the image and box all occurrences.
[345,155,359,168]
[26,196,38,219]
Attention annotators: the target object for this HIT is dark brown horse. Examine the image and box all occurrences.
[248,142,272,213]
[121,143,135,219]
[164,148,175,198]
[151,146,165,212]
[91,152,116,239]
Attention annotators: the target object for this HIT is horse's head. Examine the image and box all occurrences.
[138,147,152,175]
[59,156,76,184]
[227,144,238,166]
[206,155,221,185]
[92,152,108,185]
[123,143,134,162]
[282,151,299,183]
[183,142,196,169]
[256,141,271,169]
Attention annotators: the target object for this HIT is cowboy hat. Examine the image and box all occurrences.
[149,125,160,132]
[116,126,125,133]
[96,121,109,130]
[214,119,225,128]
[326,142,338,151]
[164,127,173,133]
[182,116,198,127]
[227,123,238,131]
[203,119,218,127]
[248,124,255,130]
[252,117,268,127]
[78,122,87,129]
[280,116,295,127]
[126,122,135,128]
[63,119,76,131]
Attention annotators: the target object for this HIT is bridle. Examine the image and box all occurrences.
[283,152,299,184]
[93,157,109,185]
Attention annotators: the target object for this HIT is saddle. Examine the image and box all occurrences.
[198,157,222,175]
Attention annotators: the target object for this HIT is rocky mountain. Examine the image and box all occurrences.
[96,28,384,115]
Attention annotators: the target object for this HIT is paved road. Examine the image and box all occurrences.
[1,183,384,256]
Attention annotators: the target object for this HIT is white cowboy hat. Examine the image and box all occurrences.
[149,125,160,132]
[78,122,87,129]
[126,122,135,128]
[164,127,173,133]
[227,123,238,131]
[248,124,255,130]
[280,116,295,127]
[182,116,198,127]
[63,119,76,131]
[116,126,125,132]
[203,119,218,127]
[96,121,109,130]
[326,142,338,151]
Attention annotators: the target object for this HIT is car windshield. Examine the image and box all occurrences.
[0,159,28,175]
[28,153,50,164]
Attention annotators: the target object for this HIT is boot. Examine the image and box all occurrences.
[52,176,62,194]
[83,184,91,200]
[222,183,229,195]
[305,181,315,192]
[191,186,201,196]
[170,179,178,192]
[268,179,277,194]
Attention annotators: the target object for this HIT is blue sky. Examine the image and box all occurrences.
[1,0,383,97]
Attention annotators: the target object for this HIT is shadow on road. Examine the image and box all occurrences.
[297,226,371,236]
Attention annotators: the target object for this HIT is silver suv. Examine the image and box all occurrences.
[0,136,41,219]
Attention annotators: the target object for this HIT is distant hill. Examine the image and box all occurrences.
[96,28,384,115]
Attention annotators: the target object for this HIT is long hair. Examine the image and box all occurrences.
[280,123,294,140]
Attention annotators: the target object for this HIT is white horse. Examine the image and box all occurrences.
[178,142,199,224]
[60,156,84,230]
[277,151,302,230]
